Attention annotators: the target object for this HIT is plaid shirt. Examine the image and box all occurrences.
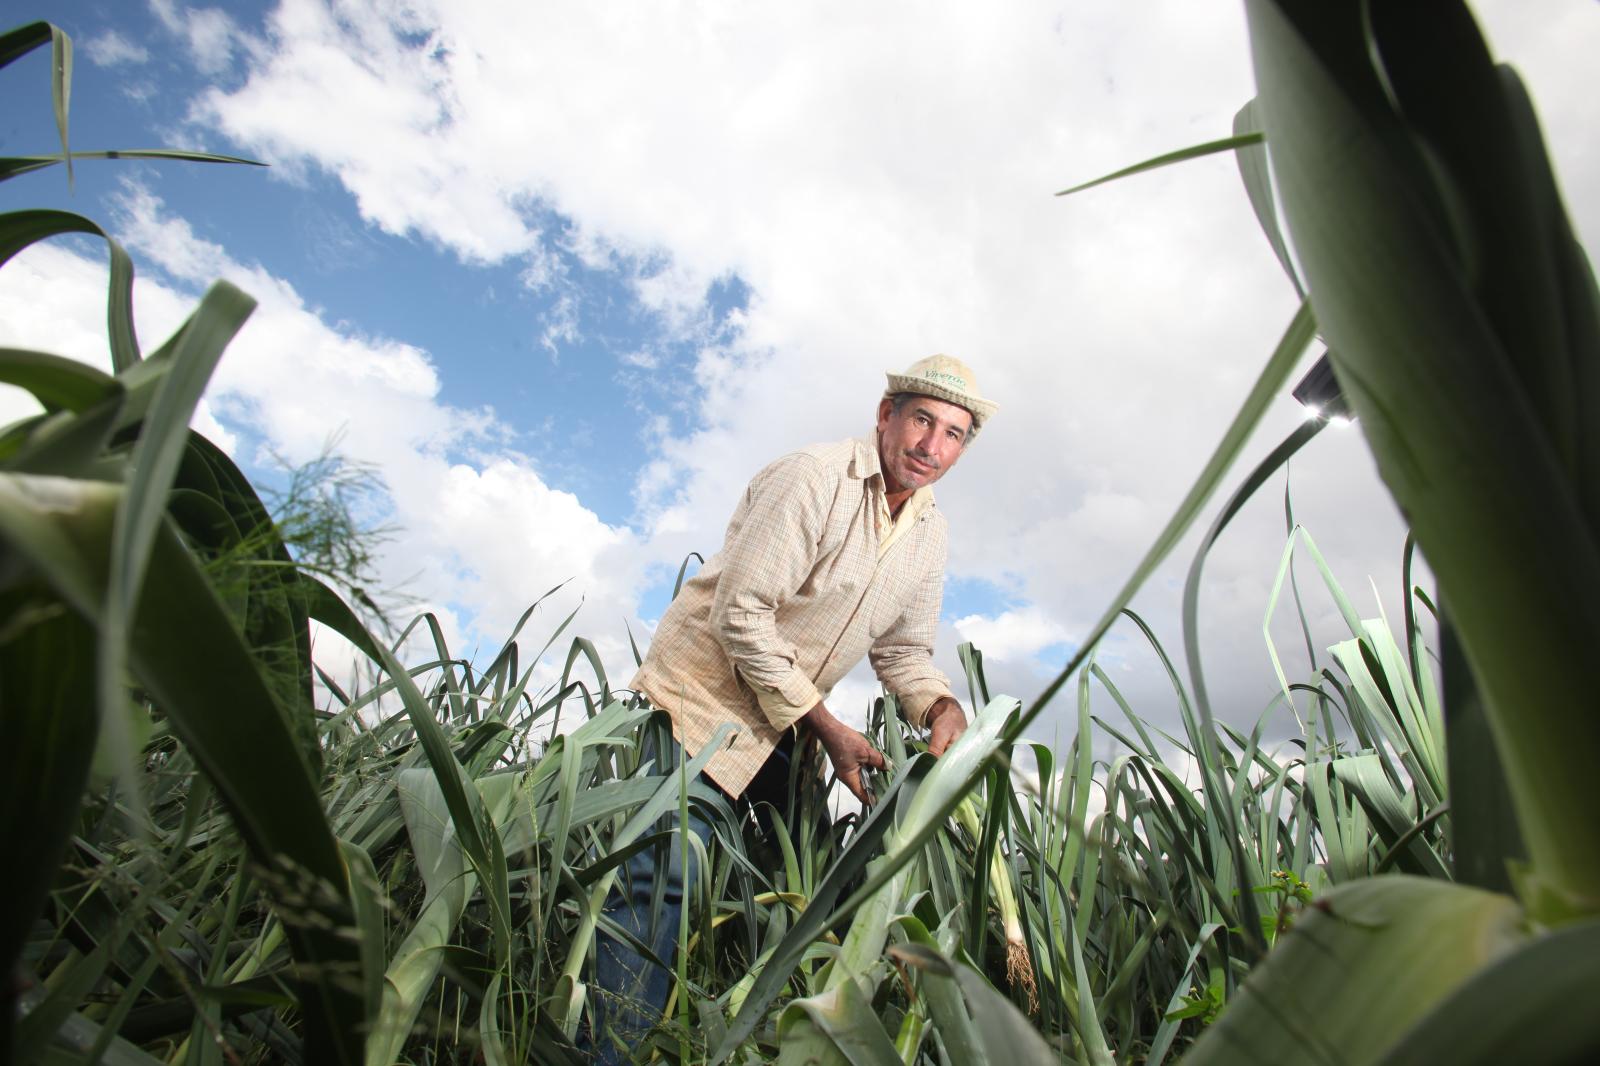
[631,435,955,796]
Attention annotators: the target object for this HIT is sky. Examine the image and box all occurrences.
[2,1,1595,758]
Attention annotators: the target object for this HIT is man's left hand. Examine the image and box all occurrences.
[925,697,967,757]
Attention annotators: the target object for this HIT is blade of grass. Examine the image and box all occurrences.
[1244,0,1600,915]
[1231,98,1304,298]
[0,209,140,368]
[1056,133,1264,196]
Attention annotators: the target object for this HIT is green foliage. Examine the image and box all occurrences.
[1193,0,1600,1058]
[255,439,399,634]
[1055,2,1600,1062]
[1248,0,1600,917]
[1252,869,1314,946]
[7,5,1597,1064]
[1165,977,1223,1028]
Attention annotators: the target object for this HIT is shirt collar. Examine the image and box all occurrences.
[855,434,937,516]
[850,435,881,481]
[900,485,936,521]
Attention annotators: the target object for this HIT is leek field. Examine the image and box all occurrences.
[4,4,1597,1063]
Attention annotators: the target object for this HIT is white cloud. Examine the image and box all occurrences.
[13,0,1585,748]
[631,258,717,340]
[537,293,580,358]
[150,1,240,75]
[518,242,566,293]
[404,456,644,647]
[188,0,537,261]
[954,607,1072,664]
[83,31,150,67]
[0,185,643,679]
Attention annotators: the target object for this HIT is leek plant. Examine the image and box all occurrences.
[1190,1,1600,1058]
[704,522,1448,1065]
[11,5,1593,1064]
[1057,1,1600,1061]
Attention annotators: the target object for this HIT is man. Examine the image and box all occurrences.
[592,354,997,1061]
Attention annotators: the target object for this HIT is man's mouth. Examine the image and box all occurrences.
[905,453,937,473]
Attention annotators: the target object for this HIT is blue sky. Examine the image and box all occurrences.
[5,3,723,533]
[3,0,1594,742]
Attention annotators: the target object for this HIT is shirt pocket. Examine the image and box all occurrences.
[866,556,921,638]
[800,499,874,603]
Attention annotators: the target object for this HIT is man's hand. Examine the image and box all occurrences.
[925,697,967,758]
[803,701,886,807]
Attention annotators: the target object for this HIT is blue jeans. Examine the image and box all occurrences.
[591,806,714,1065]
[589,729,802,1063]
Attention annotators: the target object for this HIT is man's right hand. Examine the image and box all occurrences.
[803,701,886,807]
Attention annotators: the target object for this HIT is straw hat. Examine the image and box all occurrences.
[884,354,998,437]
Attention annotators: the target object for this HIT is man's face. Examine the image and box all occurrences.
[876,395,972,495]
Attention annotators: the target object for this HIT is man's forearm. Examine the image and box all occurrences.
[802,700,846,740]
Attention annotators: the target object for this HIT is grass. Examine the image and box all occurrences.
[5,3,1599,1063]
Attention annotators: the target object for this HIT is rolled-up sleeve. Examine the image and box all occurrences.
[709,454,831,730]
[868,562,955,729]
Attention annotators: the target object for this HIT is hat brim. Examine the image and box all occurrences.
[884,373,999,430]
